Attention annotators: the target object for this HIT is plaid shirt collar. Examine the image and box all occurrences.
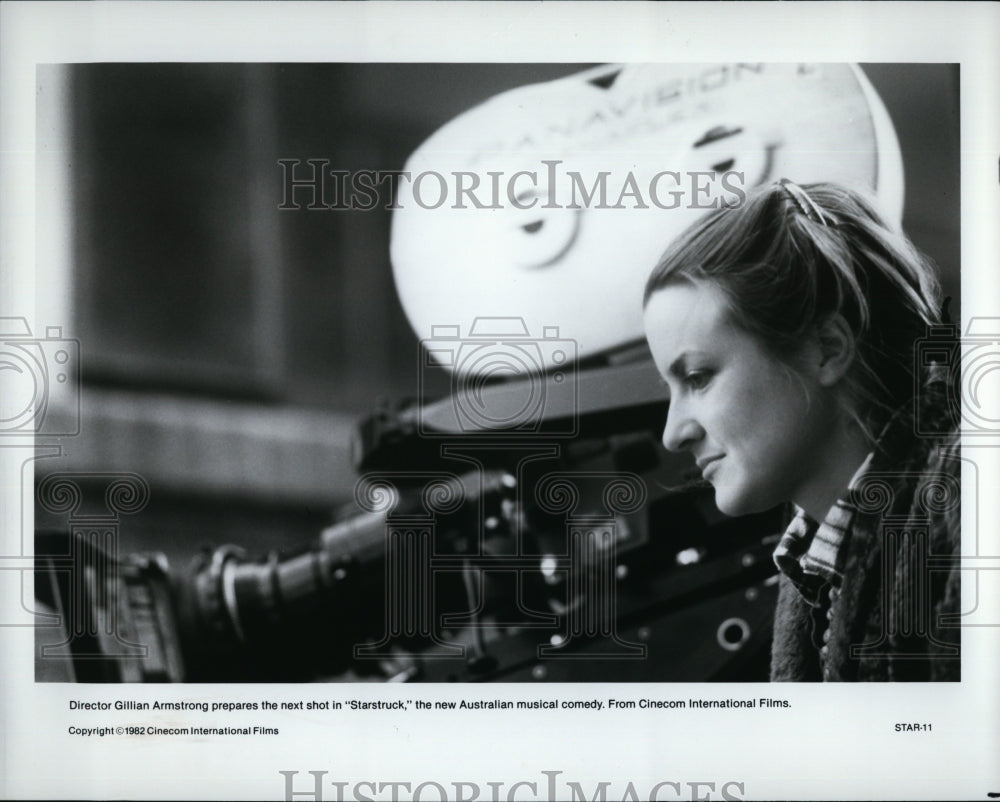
[772,452,874,607]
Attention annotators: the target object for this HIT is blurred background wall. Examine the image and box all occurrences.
[34,63,960,567]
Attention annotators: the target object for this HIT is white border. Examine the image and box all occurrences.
[2,3,998,800]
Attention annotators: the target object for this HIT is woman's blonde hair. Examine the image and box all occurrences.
[643,181,943,439]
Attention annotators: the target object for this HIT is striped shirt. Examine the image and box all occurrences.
[772,452,874,607]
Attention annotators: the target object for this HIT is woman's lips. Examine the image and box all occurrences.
[697,455,723,479]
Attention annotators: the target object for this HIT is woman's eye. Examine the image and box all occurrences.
[684,371,712,390]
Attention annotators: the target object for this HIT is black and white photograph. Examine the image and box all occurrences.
[1,3,998,801]
[28,59,962,685]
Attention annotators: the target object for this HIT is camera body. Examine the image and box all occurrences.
[0,316,80,436]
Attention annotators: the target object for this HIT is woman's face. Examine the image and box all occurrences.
[643,279,838,517]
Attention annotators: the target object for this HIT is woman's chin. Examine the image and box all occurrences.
[712,487,766,518]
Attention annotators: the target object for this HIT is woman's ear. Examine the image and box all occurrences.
[815,313,856,386]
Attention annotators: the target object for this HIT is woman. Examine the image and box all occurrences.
[643,180,960,681]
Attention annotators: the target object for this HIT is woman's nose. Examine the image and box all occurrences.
[661,403,702,452]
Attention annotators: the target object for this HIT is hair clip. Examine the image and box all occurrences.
[778,178,830,226]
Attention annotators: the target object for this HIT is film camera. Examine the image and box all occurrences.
[35,346,783,683]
